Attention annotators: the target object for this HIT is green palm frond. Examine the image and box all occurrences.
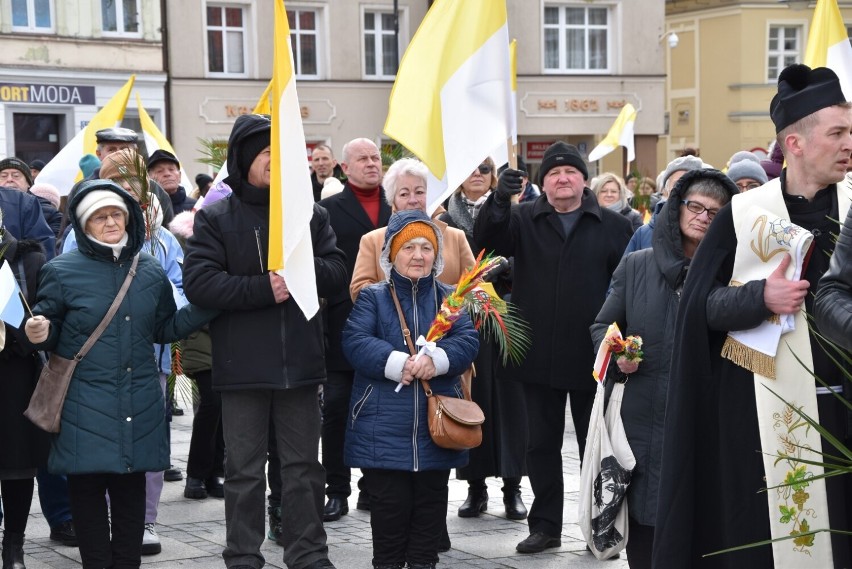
[464,293,532,366]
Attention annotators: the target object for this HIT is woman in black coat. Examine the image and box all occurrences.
[438,157,529,520]
[590,169,737,568]
[0,230,50,567]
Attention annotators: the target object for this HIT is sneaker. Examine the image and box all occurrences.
[164,466,183,482]
[49,520,78,547]
[141,523,162,555]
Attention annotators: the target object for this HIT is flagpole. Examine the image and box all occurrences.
[17,289,33,319]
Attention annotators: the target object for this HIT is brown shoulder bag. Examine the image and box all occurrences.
[24,255,139,433]
[389,284,484,450]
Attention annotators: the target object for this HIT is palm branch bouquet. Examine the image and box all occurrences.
[396,251,531,392]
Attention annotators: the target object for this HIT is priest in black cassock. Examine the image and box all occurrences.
[653,64,852,569]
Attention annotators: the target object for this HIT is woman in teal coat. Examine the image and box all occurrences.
[24,179,216,569]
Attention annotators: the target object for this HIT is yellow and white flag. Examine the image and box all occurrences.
[269,0,318,319]
[136,93,193,191]
[384,0,513,214]
[587,103,638,163]
[804,0,852,99]
[35,75,135,195]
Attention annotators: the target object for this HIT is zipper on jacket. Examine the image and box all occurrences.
[411,281,420,472]
[254,227,265,274]
[351,385,373,427]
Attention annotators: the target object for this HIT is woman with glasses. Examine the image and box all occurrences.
[23,180,216,569]
[439,157,529,521]
[592,173,643,231]
[590,169,738,567]
[725,152,768,193]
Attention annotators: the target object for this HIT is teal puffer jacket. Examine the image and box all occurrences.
[32,180,216,475]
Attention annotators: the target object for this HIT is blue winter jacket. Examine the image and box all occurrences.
[343,270,479,472]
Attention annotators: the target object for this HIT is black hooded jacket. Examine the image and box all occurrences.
[183,114,347,390]
[591,169,738,527]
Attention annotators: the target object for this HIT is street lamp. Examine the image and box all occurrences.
[659,31,679,49]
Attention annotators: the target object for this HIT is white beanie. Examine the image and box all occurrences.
[76,190,128,229]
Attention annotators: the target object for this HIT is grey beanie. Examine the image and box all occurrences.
[728,150,761,166]
[727,159,768,185]
[661,155,705,190]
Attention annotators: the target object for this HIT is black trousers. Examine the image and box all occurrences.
[186,370,224,480]
[0,478,34,533]
[362,468,450,567]
[321,370,354,498]
[522,383,594,537]
[67,472,146,569]
[626,517,654,569]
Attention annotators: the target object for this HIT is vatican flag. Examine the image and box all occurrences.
[268,0,318,320]
[35,76,135,194]
[384,0,513,215]
[136,93,193,191]
[587,104,638,163]
[804,0,852,99]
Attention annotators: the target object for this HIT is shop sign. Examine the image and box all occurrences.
[526,141,555,160]
[0,82,96,105]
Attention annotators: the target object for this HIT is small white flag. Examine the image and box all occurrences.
[0,260,25,329]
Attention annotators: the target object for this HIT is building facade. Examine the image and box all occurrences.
[1,1,668,184]
[0,0,166,169]
[167,0,666,181]
[662,0,852,172]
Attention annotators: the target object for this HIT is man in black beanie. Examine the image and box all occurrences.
[146,149,196,214]
[183,113,346,569]
[654,64,852,568]
[474,142,633,554]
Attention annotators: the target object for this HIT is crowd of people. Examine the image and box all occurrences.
[0,62,850,569]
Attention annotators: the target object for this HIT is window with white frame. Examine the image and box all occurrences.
[767,25,801,81]
[543,4,610,73]
[206,4,247,75]
[11,0,53,31]
[101,0,140,35]
[363,9,398,79]
[288,8,321,78]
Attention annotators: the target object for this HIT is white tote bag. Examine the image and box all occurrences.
[578,378,636,560]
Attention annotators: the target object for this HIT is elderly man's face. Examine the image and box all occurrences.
[0,168,29,191]
[342,140,382,188]
[96,142,136,160]
[248,146,272,188]
[311,147,336,179]
[148,161,181,195]
[542,165,585,213]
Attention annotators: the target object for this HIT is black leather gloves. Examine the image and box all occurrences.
[495,168,525,203]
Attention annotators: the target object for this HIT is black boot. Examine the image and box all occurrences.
[407,564,436,569]
[372,564,405,569]
[457,480,487,518]
[501,477,528,520]
[2,532,26,569]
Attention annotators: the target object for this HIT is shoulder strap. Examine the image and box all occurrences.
[389,282,417,356]
[389,283,434,396]
[74,254,139,361]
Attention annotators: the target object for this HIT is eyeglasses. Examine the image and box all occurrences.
[476,164,492,175]
[89,211,125,225]
[681,200,719,219]
[735,181,761,191]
